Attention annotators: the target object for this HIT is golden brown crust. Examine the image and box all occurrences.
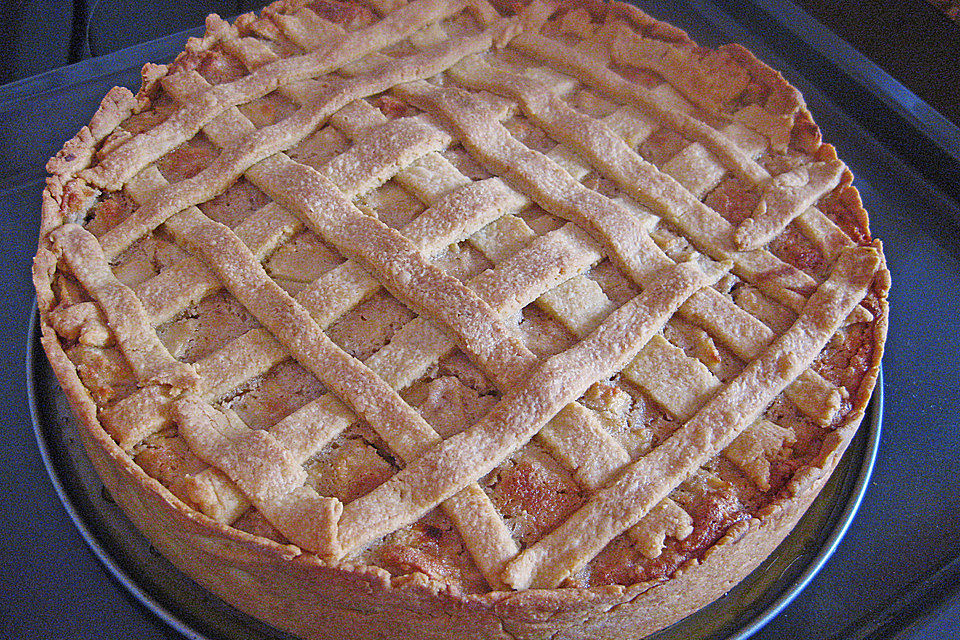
[34,0,889,637]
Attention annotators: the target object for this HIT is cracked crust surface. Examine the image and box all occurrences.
[34,0,888,638]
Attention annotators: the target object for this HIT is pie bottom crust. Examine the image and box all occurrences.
[42,311,881,640]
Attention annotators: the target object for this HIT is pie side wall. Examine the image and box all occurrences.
[40,294,872,640]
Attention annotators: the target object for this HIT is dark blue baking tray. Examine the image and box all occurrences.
[5,0,960,638]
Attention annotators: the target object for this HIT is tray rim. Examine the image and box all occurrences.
[725,383,882,640]
[26,303,884,640]
[27,305,213,640]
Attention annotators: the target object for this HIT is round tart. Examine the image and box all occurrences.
[33,0,889,638]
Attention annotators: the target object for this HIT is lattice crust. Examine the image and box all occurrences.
[35,0,889,636]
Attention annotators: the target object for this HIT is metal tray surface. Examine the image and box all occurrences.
[10,0,960,637]
[27,308,882,640]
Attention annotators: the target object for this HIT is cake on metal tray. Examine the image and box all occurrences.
[34,0,889,637]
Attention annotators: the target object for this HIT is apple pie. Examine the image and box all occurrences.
[33,0,889,637]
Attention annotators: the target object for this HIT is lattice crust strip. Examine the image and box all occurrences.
[37,0,887,602]
[223,13,834,562]
[104,89,538,584]
[81,0,483,193]
[152,68,653,581]
[100,49,618,587]
[395,59,848,424]
[503,244,879,588]
[118,13,622,540]
[114,71,688,584]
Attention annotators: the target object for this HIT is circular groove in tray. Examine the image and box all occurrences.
[27,306,882,640]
